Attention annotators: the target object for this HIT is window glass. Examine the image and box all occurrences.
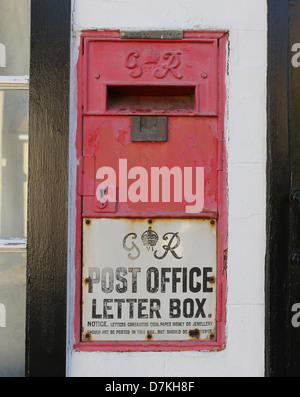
[0,0,30,378]
[0,90,28,239]
[0,252,26,377]
[0,0,31,76]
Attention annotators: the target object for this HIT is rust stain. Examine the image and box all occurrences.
[84,276,91,286]
[122,218,160,236]
[122,218,215,228]
[208,276,216,284]
[188,329,201,339]
[209,333,216,341]
[125,218,155,225]
[146,333,153,341]
[209,219,216,230]
[83,332,92,342]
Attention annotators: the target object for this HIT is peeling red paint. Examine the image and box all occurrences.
[73,30,228,353]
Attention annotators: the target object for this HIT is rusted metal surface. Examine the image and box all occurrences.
[188,329,200,339]
[81,218,217,342]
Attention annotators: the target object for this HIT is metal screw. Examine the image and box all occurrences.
[201,72,208,79]
[99,201,107,208]
[93,72,101,80]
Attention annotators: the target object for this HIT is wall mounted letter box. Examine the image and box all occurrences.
[75,30,228,352]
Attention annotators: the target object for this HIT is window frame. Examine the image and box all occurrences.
[25,0,71,378]
[0,3,30,378]
[0,75,29,251]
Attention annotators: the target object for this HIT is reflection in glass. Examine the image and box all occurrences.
[0,90,28,238]
[0,0,31,76]
[0,252,26,377]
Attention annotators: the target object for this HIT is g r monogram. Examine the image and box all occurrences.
[125,49,183,79]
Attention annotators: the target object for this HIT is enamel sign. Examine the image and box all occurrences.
[82,218,217,342]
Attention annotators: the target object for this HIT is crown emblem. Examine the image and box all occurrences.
[142,47,160,64]
[141,227,159,247]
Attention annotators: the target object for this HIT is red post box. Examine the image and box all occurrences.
[74,30,228,352]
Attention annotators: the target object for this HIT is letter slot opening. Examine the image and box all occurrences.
[106,85,196,114]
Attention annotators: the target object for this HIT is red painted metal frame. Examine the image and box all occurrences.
[73,30,228,352]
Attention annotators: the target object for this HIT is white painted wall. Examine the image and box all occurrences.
[67,0,267,377]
